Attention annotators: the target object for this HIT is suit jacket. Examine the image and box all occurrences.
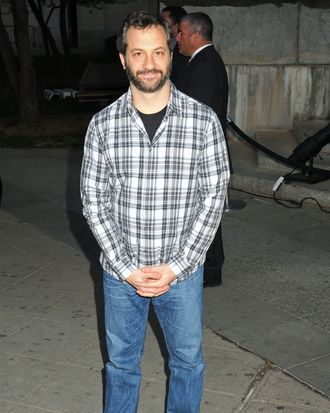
[175,45,229,277]
[170,44,190,85]
[174,45,228,135]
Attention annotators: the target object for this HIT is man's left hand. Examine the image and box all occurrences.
[134,265,176,297]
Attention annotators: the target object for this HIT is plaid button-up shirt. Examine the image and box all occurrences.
[80,85,230,281]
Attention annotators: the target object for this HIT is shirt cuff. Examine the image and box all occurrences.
[168,253,192,280]
[111,256,137,280]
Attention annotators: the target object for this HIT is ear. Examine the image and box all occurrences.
[119,53,126,70]
[193,32,200,43]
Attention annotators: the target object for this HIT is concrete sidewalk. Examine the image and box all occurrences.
[0,148,330,412]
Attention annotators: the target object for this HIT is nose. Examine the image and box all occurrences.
[176,32,181,42]
[143,53,156,69]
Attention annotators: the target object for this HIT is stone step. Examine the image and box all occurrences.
[255,129,330,171]
[228,138,330,209]
[231,166,330,209]
[255,130,297,171]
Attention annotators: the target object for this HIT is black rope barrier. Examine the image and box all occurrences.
[226,116,330,179]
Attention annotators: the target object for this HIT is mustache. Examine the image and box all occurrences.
[136,69,162,76]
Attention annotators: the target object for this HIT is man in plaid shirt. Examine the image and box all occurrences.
[81,11,229,413]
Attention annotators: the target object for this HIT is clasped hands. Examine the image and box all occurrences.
[126,265,176,297]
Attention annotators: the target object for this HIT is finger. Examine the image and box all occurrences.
[136,286,170,298]
[136,285,169,295]
[136,283,166,292]
[136,287,168,297]
[144,271,162,280]
[153,287,170,296]
[133,279,163,289]
[135,275,166,285]
[136,287,163,294]
[136,291,154,297]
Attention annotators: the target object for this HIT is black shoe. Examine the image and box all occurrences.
[203,279,222,288]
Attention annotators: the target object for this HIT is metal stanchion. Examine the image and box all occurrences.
[223,124,246,213]
[224,187,246,212]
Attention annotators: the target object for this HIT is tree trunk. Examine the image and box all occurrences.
[11,0,39,124]
[36,0,50,56]
[0,7,19,95]
[27,0,61,63]
[60,0,71,74]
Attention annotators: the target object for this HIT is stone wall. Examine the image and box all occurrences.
[161,0,330,134]
[227,65,330,135]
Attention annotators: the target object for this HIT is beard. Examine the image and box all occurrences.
[125,61,171,93]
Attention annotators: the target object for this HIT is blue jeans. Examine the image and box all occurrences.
[103,266,205,413]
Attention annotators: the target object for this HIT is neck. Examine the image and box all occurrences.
[131,81,171,114]
[193,40,212,53]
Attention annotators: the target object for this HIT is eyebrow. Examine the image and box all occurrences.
[130,47,167,52]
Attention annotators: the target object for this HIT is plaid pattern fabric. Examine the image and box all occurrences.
[80,85,230,281]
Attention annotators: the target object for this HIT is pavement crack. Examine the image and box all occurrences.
[238,360,273,411]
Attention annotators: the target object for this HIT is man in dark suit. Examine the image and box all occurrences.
[176,12,229,287]
[161,6,189,83]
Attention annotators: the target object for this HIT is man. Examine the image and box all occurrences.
[176,12,230,286]
[81,11,229,413]
[161,6,189,83]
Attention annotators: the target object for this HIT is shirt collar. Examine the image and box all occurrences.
[190,43,212,62]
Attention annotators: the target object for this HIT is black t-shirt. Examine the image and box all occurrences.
[137,106,167,142]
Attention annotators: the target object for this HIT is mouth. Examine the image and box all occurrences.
[141,73,158,81]
[138,70,162,81]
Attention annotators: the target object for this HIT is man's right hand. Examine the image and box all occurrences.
[126,268,170,297]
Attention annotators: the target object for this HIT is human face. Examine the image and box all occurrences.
[120,25,171,94]
[161,11,179,38]
[176,20,196,57]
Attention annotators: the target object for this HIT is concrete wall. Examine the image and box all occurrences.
[163,1,330,65]
[227,65,330,135]
[160,1,330,134]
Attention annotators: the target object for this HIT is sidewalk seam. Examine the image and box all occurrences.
[238,360,272,411]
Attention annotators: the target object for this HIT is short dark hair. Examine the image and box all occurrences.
[181,12,213,42]
[117,10,171,55]
[162,6,187,25]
